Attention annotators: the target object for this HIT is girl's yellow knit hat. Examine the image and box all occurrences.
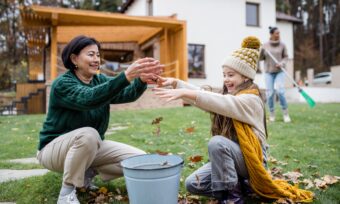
[222,36,261,80]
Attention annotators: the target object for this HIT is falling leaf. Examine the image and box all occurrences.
[155,150,169,155]
[188,155,203,163]
[151,117,163,125]
[185,126,195,133]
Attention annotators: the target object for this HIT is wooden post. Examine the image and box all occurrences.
[179,23,188,81]
[50,13,58,80]
[175,60,179,78]
[50,26,57,80]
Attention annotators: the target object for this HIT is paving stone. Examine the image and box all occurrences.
[0,169,49,183]
[8,157,39,164]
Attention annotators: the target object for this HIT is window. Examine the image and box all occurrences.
[246,2,259,26]
[188,44,205,78]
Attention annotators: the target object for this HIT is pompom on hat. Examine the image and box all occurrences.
[222,36,261,80]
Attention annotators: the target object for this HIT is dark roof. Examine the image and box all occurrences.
[276,12,303,24]
[119,0,135,13]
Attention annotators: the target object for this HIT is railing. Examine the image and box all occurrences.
[0,88,46,116]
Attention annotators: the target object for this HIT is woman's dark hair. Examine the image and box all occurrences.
[269,26,278,34]
[61,35,101,71]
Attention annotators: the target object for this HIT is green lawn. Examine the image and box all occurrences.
[0,104,339,203]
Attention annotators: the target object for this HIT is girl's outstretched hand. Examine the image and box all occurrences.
[156,77,177,88]
[152,87,186,102]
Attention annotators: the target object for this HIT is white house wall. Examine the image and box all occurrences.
[126,0,293,88]
[125,0,147,15]
[276,21,294,57]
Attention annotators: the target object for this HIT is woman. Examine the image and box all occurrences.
[259,26,291,123]
[153,37,313,203]
[37,35,163,204]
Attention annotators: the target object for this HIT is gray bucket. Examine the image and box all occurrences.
[121,154,184,204]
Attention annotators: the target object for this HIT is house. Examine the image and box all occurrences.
[13,5,188,114]
[121,0,302,88]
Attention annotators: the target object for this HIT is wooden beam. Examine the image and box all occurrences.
[26,5,184,29]
[51,13,58,26]
[56,26,161,43]
[138,27,163,45]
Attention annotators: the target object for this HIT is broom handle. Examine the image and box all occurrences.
[263,48,301,91]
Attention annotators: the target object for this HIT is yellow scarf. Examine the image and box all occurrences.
[233,89,314,202]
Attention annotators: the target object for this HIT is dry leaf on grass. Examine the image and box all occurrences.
[302,179,314,189]
[188,155,203,163]
[273,198,295,204]
[314,178,328,189]
[283,171,303,184]
[323,175,339,185]
[155,149,169,155]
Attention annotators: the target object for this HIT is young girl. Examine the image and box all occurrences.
[153,37,313,203]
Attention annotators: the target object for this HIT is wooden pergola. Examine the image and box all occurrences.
[21,5,188,81]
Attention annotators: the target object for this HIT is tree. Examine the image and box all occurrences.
[278,0,340,75]
[0,0,27,90]
[0,0,122,91]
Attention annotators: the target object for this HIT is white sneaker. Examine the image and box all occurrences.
[283,114,291,123]
[269,112,275,122]
[57,189,80,204]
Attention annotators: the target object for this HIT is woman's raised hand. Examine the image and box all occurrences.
[124,58,164,82]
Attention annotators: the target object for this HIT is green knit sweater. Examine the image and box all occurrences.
[38,71,147,150]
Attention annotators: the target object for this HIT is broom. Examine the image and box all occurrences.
[263,49,316,108]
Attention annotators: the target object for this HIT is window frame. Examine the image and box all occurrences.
[188,43,206,79]
[246,2,260,27]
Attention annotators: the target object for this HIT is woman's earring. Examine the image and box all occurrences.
[75,64,78,69]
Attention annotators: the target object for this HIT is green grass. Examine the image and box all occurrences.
[0,104,339,203]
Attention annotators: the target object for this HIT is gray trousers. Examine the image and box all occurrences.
[185,136,248,199]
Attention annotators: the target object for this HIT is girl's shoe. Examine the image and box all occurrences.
[226,182,244,204]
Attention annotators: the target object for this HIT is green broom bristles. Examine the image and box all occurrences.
[299,88,316,108]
